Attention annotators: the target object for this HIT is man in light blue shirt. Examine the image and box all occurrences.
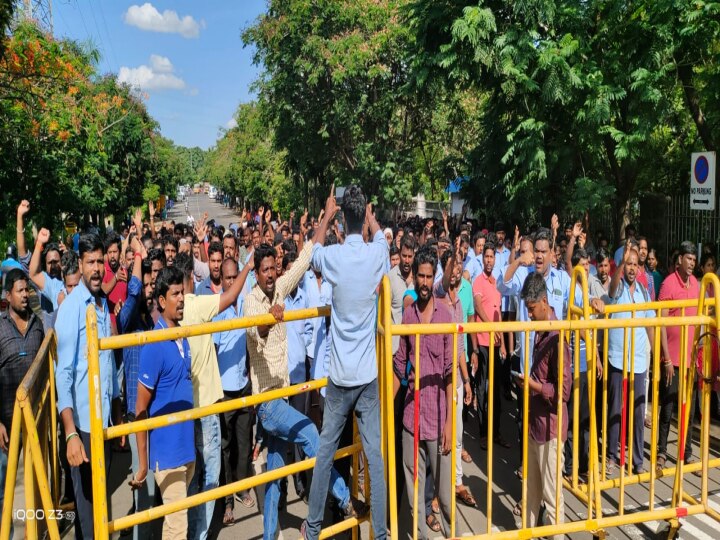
[56,233,121,540]
[212,257,255,514]
[303,185,388,540]
[498,231,571,369]
[606,246,654,474]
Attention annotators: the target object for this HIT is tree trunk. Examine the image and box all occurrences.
[677,62,716,151]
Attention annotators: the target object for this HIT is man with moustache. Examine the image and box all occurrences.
[195,242,224,295]
[102,232,128,328]
[393,246,457,539]
[606,244,655,474]
[0,269,45,532]
[245,237,364,540]
[56,233,123,539]
[656,241,700,471]
[129,266,196,539]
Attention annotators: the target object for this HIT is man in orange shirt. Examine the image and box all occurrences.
[471,242,509,449]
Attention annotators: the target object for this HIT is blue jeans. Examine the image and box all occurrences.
[129,433,161,540]
[1,447,12,539]
[305,379,386,540]
[188,414,221,540]
[258,397,350,540]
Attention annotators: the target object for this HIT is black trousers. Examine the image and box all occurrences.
[658,366,696,462]
[70,430,112,540]
[220,382,254,508]
[476,345,503,439]
[564,371,590,475]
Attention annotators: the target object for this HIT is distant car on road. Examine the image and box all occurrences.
[208,187,217,200]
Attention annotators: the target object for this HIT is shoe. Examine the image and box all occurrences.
[342,495,369,519]
[300,520,308,539]
[633,466,646,475]
[606,458,618,474]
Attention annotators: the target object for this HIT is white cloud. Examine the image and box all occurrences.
[149,54,173,73]
[226,118,238,129]
[118,55,186,91]
[123,3,204,38]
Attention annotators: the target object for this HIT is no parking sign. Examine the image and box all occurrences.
[690,152,716,210]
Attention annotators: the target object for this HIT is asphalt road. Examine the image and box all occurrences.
[5,193,720,539]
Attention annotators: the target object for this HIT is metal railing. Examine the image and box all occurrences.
[85,304,387,539]
[1,331,61,540]
[382,269,720,539]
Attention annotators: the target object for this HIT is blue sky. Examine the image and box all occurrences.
[53,1,266,149]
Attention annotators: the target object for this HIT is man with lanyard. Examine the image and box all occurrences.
[606,244,655,474]
[0,269,45,534]
[303,184,388,540]
[56,233,122,539]
[244,237,363,540]
[656,241,699,472]
[212,256,255,524]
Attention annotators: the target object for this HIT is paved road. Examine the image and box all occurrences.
[5,193,720,539]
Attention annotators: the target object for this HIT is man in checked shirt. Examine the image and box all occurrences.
[244,236,366,540]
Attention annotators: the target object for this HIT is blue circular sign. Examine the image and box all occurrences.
[695,155,709,184]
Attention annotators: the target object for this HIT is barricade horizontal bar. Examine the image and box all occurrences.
[98,306,331,351]
[319,516,367,539]
[105,378,327,440]
[682,492,720,523]
[391,315,713,336]
[108,441,362,533]
[462,504,705,540]
[602,298,710,314]
[574,457,720,493]
[16,331,55,403]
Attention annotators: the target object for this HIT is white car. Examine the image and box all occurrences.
[208,188,217,200]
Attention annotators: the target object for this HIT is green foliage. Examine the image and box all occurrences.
[0,22,192,237]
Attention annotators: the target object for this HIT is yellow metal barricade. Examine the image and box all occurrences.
[383,269,720,540]
[85,303,390,539]
[1,331,62,540]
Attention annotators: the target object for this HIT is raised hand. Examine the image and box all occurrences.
[36,228,50,246]
[258,206,265,220]
[551,213,559,233]
[324,183,338,221]
[17,200,30,218]
[290,210,296,221]
[442,208,448,223]
[578,231,587,249]
[572,221,582,239]
[148,200,156,218]
[513,225,521,251]
[265,209,272,223]
[133,208,143,232]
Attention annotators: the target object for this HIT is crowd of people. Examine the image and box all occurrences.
[0,188,716,540]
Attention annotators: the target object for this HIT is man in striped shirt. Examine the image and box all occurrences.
[244,237,365,540]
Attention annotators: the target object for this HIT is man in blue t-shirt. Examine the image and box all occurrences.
[130,266,195,539]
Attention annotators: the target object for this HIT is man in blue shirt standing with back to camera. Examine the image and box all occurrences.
[302,184,389,540]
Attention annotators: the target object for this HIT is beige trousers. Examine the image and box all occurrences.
[526,438,565,540]
[155,461,196,540]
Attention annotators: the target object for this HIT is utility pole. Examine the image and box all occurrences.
[18,0,53,34]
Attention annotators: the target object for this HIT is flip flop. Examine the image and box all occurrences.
[223,506,234,526]
[461,448,473,463]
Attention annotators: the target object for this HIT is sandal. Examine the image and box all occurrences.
[223,505,234,526]
[515,467,523,480]
[461,448,473,463]
[455,485,476,507]
[512,501,522,517]
[425,514,441,533]
[235,493,255,508]
[655,456,666,474]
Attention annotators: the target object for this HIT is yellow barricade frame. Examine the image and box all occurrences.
[383,269,720,540]
[1,331,62,540]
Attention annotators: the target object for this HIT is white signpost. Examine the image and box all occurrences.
[690,151,716,211]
